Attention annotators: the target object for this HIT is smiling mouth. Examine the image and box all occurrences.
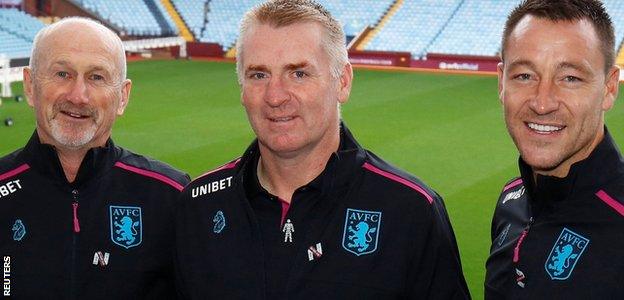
[61,110,90,119]
[526,122,565,134]
[269,116,295,122]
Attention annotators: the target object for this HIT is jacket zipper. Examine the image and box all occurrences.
[70,189,80,300]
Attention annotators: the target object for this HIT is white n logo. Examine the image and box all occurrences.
[92,251,110,267]
[307,243,323,261]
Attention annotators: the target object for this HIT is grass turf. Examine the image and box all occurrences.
[1,59,623,298]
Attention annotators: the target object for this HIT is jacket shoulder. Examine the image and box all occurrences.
[190,157,241,184]
[116,148,190,191]
[595,172,624,217]
[0,148,29,181]
[362,151,440,205]
[182,158,241,199]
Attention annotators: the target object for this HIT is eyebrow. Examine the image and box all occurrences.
[556,62,592,76]
[50,61,112,75]
[506,60,592,76]
[506,60,537,71]
[245,65,269,74]
[285,62,309,71]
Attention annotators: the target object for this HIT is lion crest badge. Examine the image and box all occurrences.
[110,205,143,249]
[342,208,382,256]
[545,227,589,280]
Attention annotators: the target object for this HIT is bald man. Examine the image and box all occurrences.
[0,17,189,299]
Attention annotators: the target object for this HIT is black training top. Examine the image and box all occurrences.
[486,128,624,299]
[175,123,470,299]
[0,132,190,299]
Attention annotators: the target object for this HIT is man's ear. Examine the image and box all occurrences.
[117,79,132,115]
[337,63,353,104]
[497,62,505,104]
[23,67,35,107]
[602,65,619,111]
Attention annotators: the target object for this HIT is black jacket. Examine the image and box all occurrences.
[175,124,470,299]
[0,132,190,299]
[485,129,624,299]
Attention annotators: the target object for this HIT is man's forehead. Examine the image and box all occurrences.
[510,15,599,45]
[241,22,325,67]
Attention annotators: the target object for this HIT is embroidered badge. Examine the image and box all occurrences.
[342,208,382,256]
[503,186,525,204]
[283,219,295,243]
[213,210,226,234]
[109,206,142,249]
[308,243,323,261]
[11,219,26,241]
[545,228,589,280]
[92,251,110,267]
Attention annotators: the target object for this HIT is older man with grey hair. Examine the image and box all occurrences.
[0,17,189,298]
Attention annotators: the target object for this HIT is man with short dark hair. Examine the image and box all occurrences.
[486,0,623,298]
[175,0,469,299]
[0,17,189,298]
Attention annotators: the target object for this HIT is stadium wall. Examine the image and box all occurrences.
[413,53,500,72]
[348,50,411,67]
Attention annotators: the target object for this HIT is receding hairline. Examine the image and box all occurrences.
[30,17,127,81]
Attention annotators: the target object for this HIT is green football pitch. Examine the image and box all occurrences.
[1,59,623,298]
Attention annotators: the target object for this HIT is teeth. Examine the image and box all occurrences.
[68,112,83,118]
[272,117,293,122]
[527,123,562,132]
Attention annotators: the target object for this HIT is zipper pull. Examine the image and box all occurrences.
[72,190,80,233]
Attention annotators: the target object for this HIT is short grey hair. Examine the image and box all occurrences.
[236,0,348,84]
[29,17,127,82]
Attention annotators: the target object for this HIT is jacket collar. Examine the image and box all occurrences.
[519,127,623,212]
[18,130,120,188]
[237,121,366,200]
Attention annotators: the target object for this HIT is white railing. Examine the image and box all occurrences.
[123,37,187,57]
[0,55,22,98]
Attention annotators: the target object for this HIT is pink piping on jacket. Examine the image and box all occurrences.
[503,178,523,192]
[0,164,30,182]
[362,162,433,204]
[196,158,241,180]
[114,162,184,191]
[596,190,624,217]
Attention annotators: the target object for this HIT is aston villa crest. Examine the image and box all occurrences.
[342,208,382,256]
[545,228,589,280]
[110,206,143,249]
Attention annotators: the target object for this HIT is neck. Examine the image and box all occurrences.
[56,146,89,183]
[532,126,605,181]
[257,130,340,203]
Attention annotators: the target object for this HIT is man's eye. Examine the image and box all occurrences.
[563,75,581,82]
[250,73,266,80]
[513,73,531,81]
[56,71,69,78]
[294,71,306,78]
[90,74,104,81]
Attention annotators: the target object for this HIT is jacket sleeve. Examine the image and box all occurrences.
[404,194,471,299]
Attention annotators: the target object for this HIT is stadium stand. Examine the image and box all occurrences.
[364,0,463,58]
[320,0,394,37]
[427,0,521,56]
[74,0,178,36]
[603,1,624,65]
[186,0,393,51]
[0,8,44,58]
